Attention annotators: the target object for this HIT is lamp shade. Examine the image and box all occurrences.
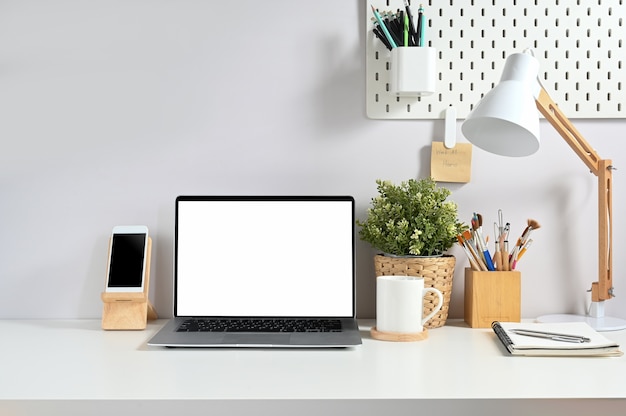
[462,53,541,157]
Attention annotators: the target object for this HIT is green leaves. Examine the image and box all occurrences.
[357,178,467,256]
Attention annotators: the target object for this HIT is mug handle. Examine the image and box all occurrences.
[421,287,444,325]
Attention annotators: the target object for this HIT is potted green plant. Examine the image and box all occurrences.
[357,177,467,328]
[357,177,466,256]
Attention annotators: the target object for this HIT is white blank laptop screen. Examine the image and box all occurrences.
[175,198,355,317]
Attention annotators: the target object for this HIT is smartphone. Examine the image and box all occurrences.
[105,225,149,293]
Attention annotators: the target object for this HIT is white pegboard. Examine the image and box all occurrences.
[366,0,625,119]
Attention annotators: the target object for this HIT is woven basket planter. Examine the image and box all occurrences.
[374,254,455,329]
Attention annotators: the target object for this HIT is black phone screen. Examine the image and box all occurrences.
[107,233,146,287]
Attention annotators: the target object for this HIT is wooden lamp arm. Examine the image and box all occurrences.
[535,88,614,302]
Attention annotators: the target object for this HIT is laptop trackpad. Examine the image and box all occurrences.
[223,334,292,345]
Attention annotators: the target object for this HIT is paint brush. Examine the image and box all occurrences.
[458,235,480,271]
[510,219,540,270]
[473,213,495,271]
[462,230,488,271]
[516,239,534,262]
[493,222,503,271]
[513,219,541,250]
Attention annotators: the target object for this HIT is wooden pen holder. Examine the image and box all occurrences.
[101,237,157,330]
[464,268,521,328]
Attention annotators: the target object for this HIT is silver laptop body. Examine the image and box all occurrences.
[148,196,362,348]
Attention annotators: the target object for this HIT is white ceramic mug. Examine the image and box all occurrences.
[376,275,444,333]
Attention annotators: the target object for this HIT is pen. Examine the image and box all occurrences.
[386,10,402,46]
[510,329,591,343]
[373,26,393,51]
[417,4,425,47]
[383,12,402,47]
[403,10,409,47]
[403,0,416,46]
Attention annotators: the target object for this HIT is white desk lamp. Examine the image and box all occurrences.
[461,50,626,331]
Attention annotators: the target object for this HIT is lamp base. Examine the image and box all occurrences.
[536,314,626,332]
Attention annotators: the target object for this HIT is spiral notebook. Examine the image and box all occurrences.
[491,321,622,357]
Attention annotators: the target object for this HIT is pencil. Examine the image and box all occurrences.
[371,5,397,48]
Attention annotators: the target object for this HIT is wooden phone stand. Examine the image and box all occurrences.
[101,237,157,330]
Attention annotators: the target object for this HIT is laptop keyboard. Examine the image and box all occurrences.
[176,318,343,333]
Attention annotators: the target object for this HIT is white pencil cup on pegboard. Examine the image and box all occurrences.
[390,47,436,97]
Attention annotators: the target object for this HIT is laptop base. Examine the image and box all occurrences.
[148,317,362,348]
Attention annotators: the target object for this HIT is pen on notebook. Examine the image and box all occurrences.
[510,329,591,343]
[371,5,397,49]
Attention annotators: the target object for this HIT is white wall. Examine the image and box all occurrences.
[1,0,625,322]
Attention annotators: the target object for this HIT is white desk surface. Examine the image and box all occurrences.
[2,319,626,416]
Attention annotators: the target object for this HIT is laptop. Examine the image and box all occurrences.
[148,195,362,348]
